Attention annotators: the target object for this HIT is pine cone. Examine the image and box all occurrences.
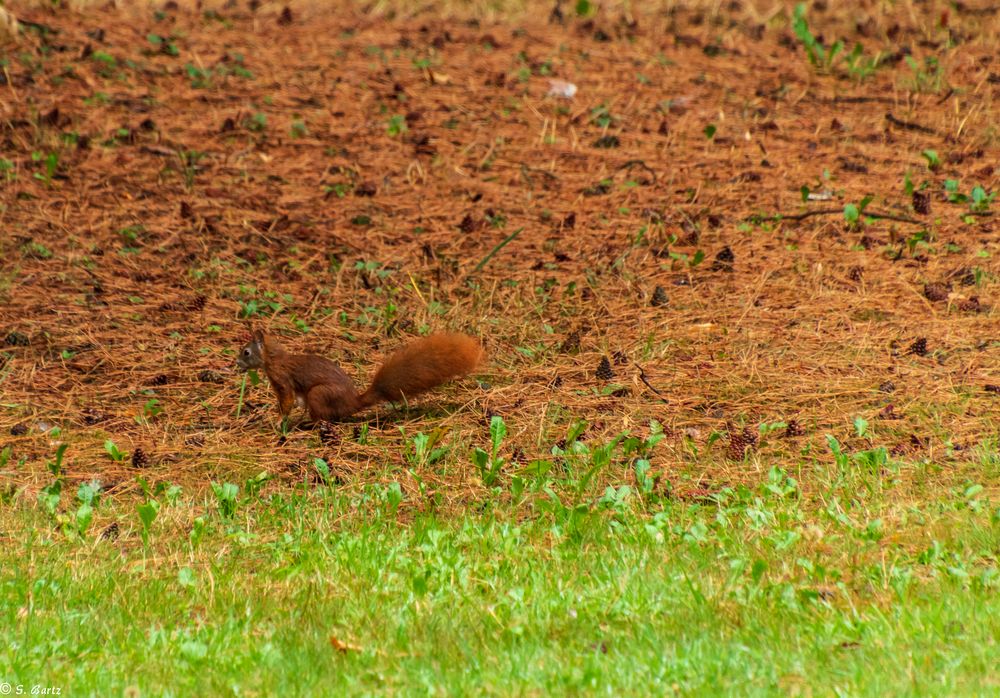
[81,408,108,425]
[459,213,477,234]
[100,522,120,541]
[188,295,207,311]
[198,369,224,384]
[923,282,950,302]
[784,419,803,438]
[650,286,668,307]
[10,423,28,436]
[596,357,614,381]
[5,331,30,347]
[879,380,896,393]
[131,447,149,469]
[710,246,735,272]
[957,296,982,313]
[150,373,170,386]
[912,190,930,215]
[354,181,377,197]
[727,425,758,460]
[318,422,338,446]
[907,337,928,357]
[560,329,582,353]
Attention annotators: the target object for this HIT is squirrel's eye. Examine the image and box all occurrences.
[243,349,250,356]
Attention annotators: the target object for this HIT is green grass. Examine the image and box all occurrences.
[2,456,999,696]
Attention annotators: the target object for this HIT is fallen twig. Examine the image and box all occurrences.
[617,159,657,183]
[751,208,922,225]
[16,17,58,34]
[885,112,936,135]
[519,163,559,190]
[636,365,667,402]
[831,96,894,105]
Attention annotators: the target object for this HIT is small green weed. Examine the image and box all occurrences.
[472,416,506,487]
[387,114,408,137]
[843,195,873,228]
[792,4,843,72]
[31,151,59,187]
[104,440,125,462]
[792,5,881,80]
[211,481,240,519]
[905,55,947,93]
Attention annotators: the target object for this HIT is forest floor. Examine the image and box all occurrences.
[0,0,998,694]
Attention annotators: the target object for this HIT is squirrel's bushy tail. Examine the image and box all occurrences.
[357,333,483,408]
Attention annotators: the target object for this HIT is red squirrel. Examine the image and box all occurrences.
[236,330,484,422]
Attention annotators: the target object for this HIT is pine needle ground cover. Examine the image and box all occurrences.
[0,1,998,694]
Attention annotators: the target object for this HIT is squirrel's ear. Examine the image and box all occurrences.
[251,329,265,343]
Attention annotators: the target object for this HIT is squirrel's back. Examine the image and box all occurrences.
[360,333,483,406]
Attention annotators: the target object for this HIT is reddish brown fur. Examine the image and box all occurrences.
[359,333,484,407]
[239,330,483,423]
[250,330,362,420]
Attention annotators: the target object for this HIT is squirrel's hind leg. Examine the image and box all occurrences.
[305,384,360,422]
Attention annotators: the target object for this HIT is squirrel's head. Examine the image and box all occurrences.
[236,330,265,371]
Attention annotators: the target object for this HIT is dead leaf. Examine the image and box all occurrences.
[330,636,362,653]
[427,70,452,85]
